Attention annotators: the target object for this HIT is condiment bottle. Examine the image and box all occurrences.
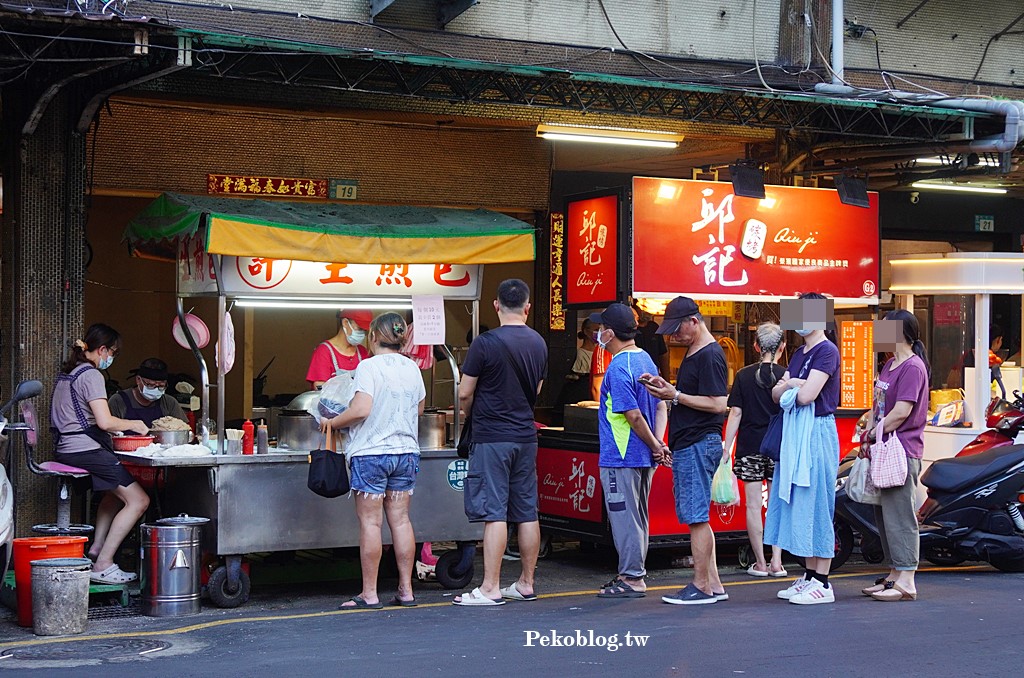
[256,423,269,455]
[242,419,255,455]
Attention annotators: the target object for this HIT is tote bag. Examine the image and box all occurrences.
[307,429,350,498]
[869,421,909,489]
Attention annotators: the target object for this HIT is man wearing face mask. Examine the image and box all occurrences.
[307,309,373,389]
[108,358,188,427]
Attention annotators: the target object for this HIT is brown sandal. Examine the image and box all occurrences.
[871,581,917,601]
[861,576,890,596]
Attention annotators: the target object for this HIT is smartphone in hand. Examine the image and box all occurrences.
[637,375,656,386]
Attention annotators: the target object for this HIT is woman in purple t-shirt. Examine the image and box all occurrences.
[861,310,930,602]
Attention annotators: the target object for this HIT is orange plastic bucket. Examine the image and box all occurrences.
[13,536,87,627]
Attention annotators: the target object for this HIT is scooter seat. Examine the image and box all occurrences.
[922,445,1024,494]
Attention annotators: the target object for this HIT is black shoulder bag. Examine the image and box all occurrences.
[457,332,538,459]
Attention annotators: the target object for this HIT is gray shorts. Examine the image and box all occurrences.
[464,441,538,523]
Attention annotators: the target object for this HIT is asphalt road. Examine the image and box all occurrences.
[0,546,1019,677]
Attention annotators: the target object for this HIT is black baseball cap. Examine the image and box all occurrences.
[588,303,638,336]
[656,296,701,335]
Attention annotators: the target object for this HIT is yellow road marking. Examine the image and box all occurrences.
[0,565,991,652]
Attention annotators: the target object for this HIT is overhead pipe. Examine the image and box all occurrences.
[815,83,1024,155]
[831,0,844,85]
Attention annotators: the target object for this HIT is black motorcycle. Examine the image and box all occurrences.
[834,445,1024,572]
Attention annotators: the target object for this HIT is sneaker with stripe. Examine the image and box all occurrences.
[777,577,812,600]
[788,578,835,605]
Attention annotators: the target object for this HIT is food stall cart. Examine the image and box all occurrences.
[117,193,536,605]
[539,178,879,560]
[889,252,1024,464]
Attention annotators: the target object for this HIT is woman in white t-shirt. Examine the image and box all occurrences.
[321,313,426,610]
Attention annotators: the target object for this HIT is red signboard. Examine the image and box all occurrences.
[537,447,603,522]
[632,178,879,303]
[566,193,619,306]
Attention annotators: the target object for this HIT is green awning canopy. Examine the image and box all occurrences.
[126,192,536,264]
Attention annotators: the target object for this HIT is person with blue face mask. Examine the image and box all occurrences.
[108,357,188,428]
[51,323,150,584]
[307,309,373,389]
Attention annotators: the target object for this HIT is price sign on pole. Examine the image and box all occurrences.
[412,295,446,345]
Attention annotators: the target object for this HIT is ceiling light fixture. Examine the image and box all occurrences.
[536,123,684,148]
[910,181,1007,195]
[235,299,414,310]
[914,156,1000,167]
[729,162,766,199]
[835,174,871,208]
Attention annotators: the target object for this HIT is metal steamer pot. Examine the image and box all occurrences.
[418,411,446,449]
[278,391,326,451]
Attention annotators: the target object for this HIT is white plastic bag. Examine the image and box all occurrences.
[316,371,356,419]
[711,458,741,506]
[846,457,881,505]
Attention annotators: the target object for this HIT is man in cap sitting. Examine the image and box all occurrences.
[108,357,188,427]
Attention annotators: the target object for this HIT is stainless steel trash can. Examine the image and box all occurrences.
[140,515,210,617]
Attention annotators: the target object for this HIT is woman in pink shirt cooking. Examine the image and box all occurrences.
[306,309,373,389]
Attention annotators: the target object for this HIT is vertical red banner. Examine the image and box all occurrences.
[566,193,619,306]
[549,212,566,331]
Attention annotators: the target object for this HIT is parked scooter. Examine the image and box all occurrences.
[0,380,44,580]
[835,443,1024,571]
[955,391,1024,458]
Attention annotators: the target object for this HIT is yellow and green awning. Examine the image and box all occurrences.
[126,192,536,264]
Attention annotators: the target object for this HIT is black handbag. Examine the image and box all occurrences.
[759,412,784,462]
[307,430,350,498]
[759,344,821,462]
[456,331,537,460]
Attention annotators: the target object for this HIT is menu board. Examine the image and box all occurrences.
[840,321,874,410]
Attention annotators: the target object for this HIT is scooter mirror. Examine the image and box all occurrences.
[13,380,42,402]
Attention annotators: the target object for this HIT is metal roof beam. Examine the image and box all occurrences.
[438,1,479,27]
[369,0,400,20]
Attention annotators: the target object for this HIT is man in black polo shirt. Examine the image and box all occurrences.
[641,296,729,605]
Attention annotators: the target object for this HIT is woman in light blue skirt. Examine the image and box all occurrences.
[766,292,841,605]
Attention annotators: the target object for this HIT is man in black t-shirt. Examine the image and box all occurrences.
[454,279,547,607]
[641,296,728,606]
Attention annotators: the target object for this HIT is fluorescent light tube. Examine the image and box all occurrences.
[910,182,1007,195]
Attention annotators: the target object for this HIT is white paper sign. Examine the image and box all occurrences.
[412,295,446,345]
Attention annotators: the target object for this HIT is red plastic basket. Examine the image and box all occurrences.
[112,435,155,451]
[123,463,161,490]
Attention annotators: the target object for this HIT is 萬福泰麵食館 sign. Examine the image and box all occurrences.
[632,178,879,303]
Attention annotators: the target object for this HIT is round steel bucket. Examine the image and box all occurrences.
[139,516,209,617]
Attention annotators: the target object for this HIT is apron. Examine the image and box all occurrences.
[322,341,362,378]
[116,389,162,427]
[52,364,114,453]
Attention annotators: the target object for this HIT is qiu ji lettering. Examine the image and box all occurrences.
[578,209,607,266]
[690,188,748,288]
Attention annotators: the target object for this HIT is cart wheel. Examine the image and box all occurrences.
[435,549,474,590]
[207,565,251,608]
[737,544,752,569]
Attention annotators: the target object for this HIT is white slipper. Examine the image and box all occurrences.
[500,582,538,601]
[769,567,789,578]
[452,587,505,606]
[90,564,137,584]
[747,565,770,577]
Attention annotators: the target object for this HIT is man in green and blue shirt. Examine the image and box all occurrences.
[591,303,669,598]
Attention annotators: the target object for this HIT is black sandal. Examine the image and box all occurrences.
[340,596,384,609]
[861,577,892,596]
[597,577,646,598]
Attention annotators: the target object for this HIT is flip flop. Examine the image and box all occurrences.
[90,564,136,584]
[500,582,538,601]
[389,596,418,607]
[452,587,505,606]
[871,582,917,601]
[596,577,645,599]
[340,596,384,610]
[861,577,891,596]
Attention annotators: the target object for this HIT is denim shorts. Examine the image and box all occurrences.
[349,453,419,496]
[672,433,722,525]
